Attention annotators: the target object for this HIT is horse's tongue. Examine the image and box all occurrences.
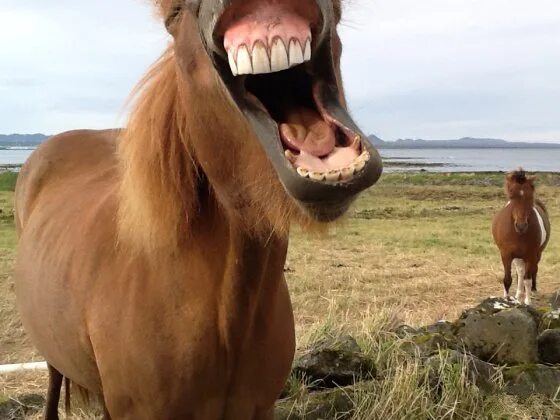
[279,107,336,157]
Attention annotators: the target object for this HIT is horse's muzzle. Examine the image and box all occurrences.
[515,222,529,234]
[191,0,383,221]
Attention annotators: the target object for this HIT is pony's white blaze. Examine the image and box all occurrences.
[513,258,525,301]
[534,206,547,247]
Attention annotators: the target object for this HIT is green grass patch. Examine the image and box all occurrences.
[0,172,18,192]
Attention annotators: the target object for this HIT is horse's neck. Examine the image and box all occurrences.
[191,194,289,343]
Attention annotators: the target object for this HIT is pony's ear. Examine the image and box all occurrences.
[527,175,537,189]
[506,173,515,183]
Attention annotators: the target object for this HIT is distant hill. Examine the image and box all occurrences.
[0,134,48,147]
[2,133,560,150]
[369,136,560,149]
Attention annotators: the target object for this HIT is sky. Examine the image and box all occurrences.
[0,0,559,142]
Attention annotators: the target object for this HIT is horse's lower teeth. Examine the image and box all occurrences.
[290,151,370,183]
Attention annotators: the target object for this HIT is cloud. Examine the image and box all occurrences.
[338,0,560,141]
[1,0,558,141]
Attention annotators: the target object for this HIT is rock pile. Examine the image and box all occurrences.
[276,297,560,417]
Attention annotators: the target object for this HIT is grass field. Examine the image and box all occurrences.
[1,170,560,418]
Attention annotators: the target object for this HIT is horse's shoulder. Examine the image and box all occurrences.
[15,129,120,231]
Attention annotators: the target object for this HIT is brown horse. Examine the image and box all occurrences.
[492,169,550,305]
[14,0,382,419]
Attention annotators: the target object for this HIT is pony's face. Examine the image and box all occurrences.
[506,173,535,234]
[163,0,382,222]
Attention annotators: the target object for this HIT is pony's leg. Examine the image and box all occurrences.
[524,260,537,305]
[44,364,63,420]
[532,265,539,292]
[512,259,526,301]
[501,255,513,298]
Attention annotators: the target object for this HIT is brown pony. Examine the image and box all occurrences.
[492,169,550,305]
[14,0,382,419]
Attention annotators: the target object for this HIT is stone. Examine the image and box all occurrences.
[401,332,455,358]
[538,329,560,364]
[539,309,560,332]
[549,291,560,309]
[275,386,356,420]
[423,320,456,338]
[394,324,419,338]
[455,306,538,365]
[292,335,376,389]
[0,394,45,420]
[425,350,499,392]
[504,364,560,398]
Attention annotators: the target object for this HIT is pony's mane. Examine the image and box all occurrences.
[117,2,338,252]
[509,168,528,184]
[117,47,198,252]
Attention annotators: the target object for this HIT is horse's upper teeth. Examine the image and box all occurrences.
[270,38,290,72]
[235,45,252,75]
[251,42,271,74]
[288,39,304,68]
[227,37,312,76]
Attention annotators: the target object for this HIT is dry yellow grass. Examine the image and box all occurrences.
[1,172,560,418]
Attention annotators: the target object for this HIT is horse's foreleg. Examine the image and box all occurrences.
[501,254,513,298]
[532,264,539,292]
[512,259,526,302]
[524,259,538,305]
[44,364,63,420]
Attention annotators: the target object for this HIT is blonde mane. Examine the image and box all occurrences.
[117,48,198,252]
[118,4,332,252]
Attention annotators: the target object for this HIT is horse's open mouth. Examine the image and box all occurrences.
[244,69,371,183]
[201,0,382,214]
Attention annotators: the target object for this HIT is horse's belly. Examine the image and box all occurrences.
[14,178,117,393]
[15,232,103,392]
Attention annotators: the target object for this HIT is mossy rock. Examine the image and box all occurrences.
[504,364,560,398]
[400,332,456,358]
[275,381,375,420]
[456,306,538,365]
[538,329,560,364]
[539,309,560,332]
[0,394,45,420]
[425,350,499,393]
[293,335,376,389]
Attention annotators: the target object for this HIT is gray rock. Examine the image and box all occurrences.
[400,332,456,358]
[471,297,520,314]
[275,386,356,420]
[539,309,560,332]
[423,320,456,339]
[549,291,560,309]
[425,350,499,392]
[0,394,45,420]
[538,329,560,364]
[292,335,376,389]
[455,306,538,365]
[394,324,419,338]
[504,364,560,398]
